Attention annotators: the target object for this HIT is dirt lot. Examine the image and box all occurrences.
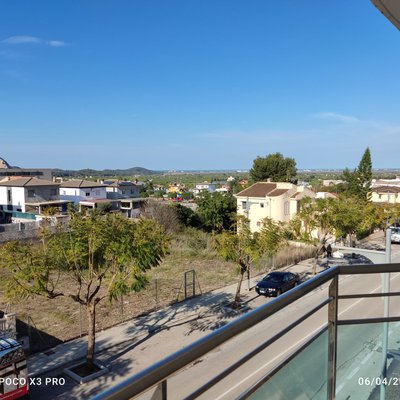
[0,230,314,353]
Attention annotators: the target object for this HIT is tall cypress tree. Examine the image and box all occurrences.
[356,147,372,201]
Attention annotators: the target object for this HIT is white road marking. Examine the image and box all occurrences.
[213,272,400,400]
[361,351,374,365]
[347,366,360,380]
[336,381,346,393]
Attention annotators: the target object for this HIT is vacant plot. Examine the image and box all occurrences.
[0,229,314,353]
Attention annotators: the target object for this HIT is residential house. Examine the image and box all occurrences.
[235,182,316,233]
[60,180,108,204]
[323,180,343,186]
[371,186,400,204]
[103,180,141,199]
[371,177,400,188]
[59,179,122,212]
[193,182,216,196]
[315,192,338,199]
[0,177,69,217]
[168,183,185,194]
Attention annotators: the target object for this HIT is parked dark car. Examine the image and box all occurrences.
[255,271,300,297]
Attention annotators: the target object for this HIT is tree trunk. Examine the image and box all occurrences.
[312,254,318,275]
[86,302,96,365]
[233,265,246,308]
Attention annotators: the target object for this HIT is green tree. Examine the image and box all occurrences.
[213,216,286,307]
[195,191,236,233]
[355,147,372,201]
[249,152,297,183]
[341,148,372,201]
[293,197,336,274]
[173,203,201,227]
[0,211,169,366]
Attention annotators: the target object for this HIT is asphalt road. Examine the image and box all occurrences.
[143,245,400,400]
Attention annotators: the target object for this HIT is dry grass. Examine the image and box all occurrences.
[0,230,314,353]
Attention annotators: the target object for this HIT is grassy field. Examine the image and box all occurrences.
[0,229,314,353]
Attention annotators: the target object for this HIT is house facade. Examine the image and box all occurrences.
[235,182,316,233]
[59,180,108,204]
[0,177,66,215]
[103,180,141,199]
[193,182,216,196]
[371,186,400,204]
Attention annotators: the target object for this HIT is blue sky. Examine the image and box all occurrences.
[1,1,399,171]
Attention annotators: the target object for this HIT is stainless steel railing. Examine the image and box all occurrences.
[92,263,400,400]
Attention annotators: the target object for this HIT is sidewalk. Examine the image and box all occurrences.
[28,257,323,379]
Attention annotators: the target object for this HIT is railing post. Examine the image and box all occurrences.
[380,228,392,400]
[328,276,338,400]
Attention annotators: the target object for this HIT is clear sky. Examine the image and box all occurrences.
[1,1,399,171]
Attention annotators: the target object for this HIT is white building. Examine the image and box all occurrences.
[59,180,108,204]
[235,182,316,233]
[193,182,217,196]
[103,180,141,199]
[371,177,400,188]
[0,177,67,216]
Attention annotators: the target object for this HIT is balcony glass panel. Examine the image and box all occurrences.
[336,322,400,400]
[247,329,328,400]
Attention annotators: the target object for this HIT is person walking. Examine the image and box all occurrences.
[326,244,332,258]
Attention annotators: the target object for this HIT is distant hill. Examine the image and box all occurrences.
[53,166,161,178]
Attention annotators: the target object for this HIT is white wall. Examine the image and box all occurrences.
[60,187,107,204]
[0,187,26,212]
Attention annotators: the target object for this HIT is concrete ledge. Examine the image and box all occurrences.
[63,361,109,384]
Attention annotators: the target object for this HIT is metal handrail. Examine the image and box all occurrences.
[93,263,400,400]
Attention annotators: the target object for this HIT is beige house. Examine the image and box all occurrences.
[371,186,400,204]
[235,182,315,233]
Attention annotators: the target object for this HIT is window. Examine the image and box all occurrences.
[28,189,35,198]
[260,203,264,208]
[284,201,289,215]
[63,190,66,195]
[86,192,90,197]
[7,189,11,202]
[256,221,261,227]
[50,189,57,195]
[242,201,247,209]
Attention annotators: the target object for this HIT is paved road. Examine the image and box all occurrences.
[142,244,400,400]
[156,273,400,399]
[29,242,400,400]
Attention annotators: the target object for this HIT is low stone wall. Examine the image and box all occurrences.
[0,221,42,243]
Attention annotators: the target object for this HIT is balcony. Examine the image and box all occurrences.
[93,263,400,400]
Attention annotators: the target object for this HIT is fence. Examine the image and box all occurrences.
[0,218,64,243]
